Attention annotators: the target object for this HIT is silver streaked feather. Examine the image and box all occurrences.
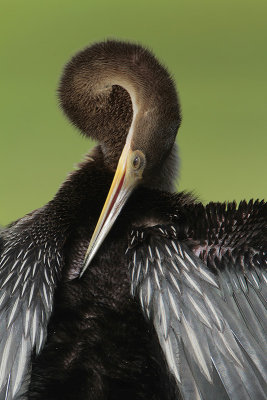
[128,225,267,400]
[0,227,61,399]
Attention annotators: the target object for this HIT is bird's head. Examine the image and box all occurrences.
[58,40,181,275]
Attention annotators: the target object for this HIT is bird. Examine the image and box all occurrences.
[0,40,266,400]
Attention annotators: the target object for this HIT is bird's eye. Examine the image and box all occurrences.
[133,156,141,169]
[131,150,145,172]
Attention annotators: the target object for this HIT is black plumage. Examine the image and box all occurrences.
[0,40,266,400]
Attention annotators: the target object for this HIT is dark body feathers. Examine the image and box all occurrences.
[25,151,265,399]
[27,150,185,399]
[1,147,266,399]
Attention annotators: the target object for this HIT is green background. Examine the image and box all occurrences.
[1,0,266,225]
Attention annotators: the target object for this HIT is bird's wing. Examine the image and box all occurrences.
[0,227,61,399]
[127,224,267,400]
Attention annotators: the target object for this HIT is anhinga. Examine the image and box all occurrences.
[0,40,266,400]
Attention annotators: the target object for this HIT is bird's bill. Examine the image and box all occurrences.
[80,144,139,276]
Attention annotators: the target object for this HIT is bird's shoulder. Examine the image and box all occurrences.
[176,199,266,272]
[129,194,266,254]
[0,208,64,399]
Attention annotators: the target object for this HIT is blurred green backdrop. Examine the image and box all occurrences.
[1,0,266,225]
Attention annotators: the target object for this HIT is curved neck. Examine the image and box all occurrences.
[59,40,181,170]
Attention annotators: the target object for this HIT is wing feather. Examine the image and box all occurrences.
[128,225,267,399]
[0,230,61,399]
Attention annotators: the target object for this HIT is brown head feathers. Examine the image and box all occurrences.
[59,40,181,179]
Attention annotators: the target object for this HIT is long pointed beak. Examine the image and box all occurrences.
[80,144,143,276]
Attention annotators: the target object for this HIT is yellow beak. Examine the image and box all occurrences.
[80,143,144,276]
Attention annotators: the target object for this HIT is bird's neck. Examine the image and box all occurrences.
[48,142,179,237]
[142,142,179,193]
[50,146,112,223]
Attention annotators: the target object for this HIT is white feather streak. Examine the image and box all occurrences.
[131,265,135,282]
[21,281,28,297]
[145,258,149,275]
[184,251,197,269]
[204,295,223,331]
[163,336,181,383]
[0,328,14,389]
[169,272,181,294]
[23,266,31,282]
[11,274,22,294]
[175,254,189,271]
[133,251,136,267]
[198,265,218,287]
[177,243,184,258]
[155,246,161,260]
[159,294,168,339]
[146,278,152,306]
[157,259,164,275]
[171,240,179,254]
[10,259,20,272]
[165,244,172,256]
[17,249,23,258]
[19,259,28,273]
[42,283,49,308]
[153,268,160,289]
[31,308,38,345]
[261,271,267,286]
[37,327,44,354]
[7,297,20,328]
[136,262,142,283]
[182,313,212,382]
[139,287,144,310]
[170,260,180,274]
[218,331,243,367]
[0,291,6,307]
[28,283,35,306]
[32,262,38,278]
[0,257,9,269]
[187,294,212,329]
[250,271,260,290]
[183,271,202,294]
[167,288,180,321]
[1,273,13,288]
[12,336,28,396]
[4,373,11,400]
[24,308,31,336]
[44,268,50,285]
